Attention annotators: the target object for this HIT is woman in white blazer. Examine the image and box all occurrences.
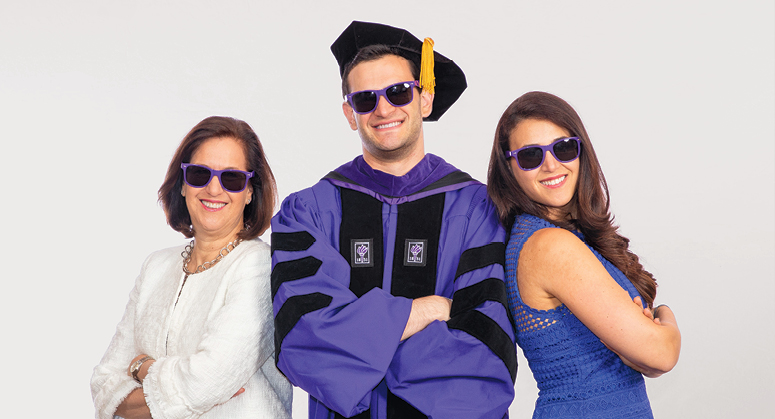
[91,116,292,419]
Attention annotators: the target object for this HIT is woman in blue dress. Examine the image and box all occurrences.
[487,91,681,418]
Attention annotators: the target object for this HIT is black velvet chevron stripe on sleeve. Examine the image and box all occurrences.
[454,242,506,281]
[271,231,316,254]
[450,278,509,318]
[274,292,333,360]
[271,256,323,299]
[447,309,517,383]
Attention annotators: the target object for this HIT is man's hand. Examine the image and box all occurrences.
[401,295,452,340]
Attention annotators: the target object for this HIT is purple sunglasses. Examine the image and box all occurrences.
[181,163,254,193]
[507,137,581,171]
[346,80,419,114]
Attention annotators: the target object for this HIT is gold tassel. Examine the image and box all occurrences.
[419,37,435,94]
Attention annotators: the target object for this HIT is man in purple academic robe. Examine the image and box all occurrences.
[270,21,516,419]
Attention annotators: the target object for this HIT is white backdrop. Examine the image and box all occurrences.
[2,1,772,418]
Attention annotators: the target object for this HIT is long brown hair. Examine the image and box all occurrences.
[487,91,657,307]
[158,116,277,240]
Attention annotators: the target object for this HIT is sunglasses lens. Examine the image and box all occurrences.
[185,165,212,187]
[517,148,544,170]
[220,171,248,192]
[553,139,579,162]
[386,83,413,106]
[351,91,378,113]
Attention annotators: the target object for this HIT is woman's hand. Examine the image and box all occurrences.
[113,355,157,419]
[115,355,243,418]
[601,296,677,378]
[114,388,152,419]
[633,296,658,324]
[127,354,155,384]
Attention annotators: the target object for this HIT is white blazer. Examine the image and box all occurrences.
[91,239,292,419]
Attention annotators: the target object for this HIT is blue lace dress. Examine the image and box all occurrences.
[506,214,653,418]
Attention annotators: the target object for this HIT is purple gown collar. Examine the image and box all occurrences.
[333,154,459,197]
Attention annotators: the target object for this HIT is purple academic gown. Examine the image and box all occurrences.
[271,154,516,419]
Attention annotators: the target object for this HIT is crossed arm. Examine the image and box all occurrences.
[114,356,246,419]
[271,189,515,418]
[518,227,681,377]
[113,356,153,419]
[605,297,680,377]
[92,246,272,419]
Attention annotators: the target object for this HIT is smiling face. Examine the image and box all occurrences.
[508,118,580,221]
[342,54,433,172]
[182,136,252,242]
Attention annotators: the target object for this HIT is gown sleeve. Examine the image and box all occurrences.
[271,188,413,417]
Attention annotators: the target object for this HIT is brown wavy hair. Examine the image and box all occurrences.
[158,116,277,240]
[487,91,657,307]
